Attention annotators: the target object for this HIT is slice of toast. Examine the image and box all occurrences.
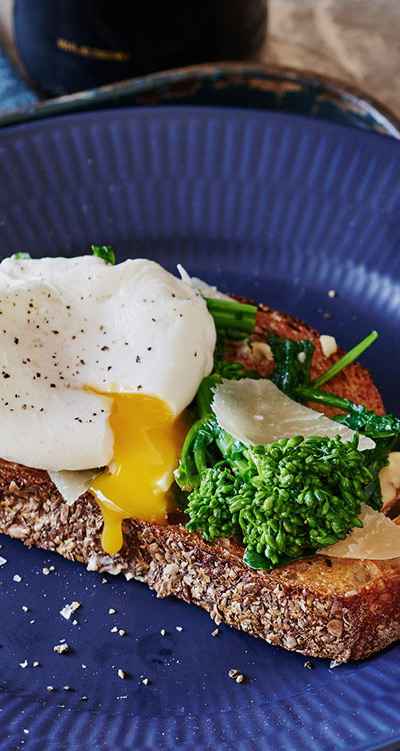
[0,303,398,662]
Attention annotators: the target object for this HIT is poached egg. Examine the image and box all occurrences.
[0,255,216,553]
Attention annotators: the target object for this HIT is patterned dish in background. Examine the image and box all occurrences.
[0,62,399,137]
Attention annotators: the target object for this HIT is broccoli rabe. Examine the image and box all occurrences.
[181,428,371,569]
[205,297,257,340]
[176,374,373,569]
[212,338,261,381]
[180,296,400,569]
[267,331,400,509]
[185,462,242,541]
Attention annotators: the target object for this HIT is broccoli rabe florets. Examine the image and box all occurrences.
[182,434,371,568]
[180,301,399,570]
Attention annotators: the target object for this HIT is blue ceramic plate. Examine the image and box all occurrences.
[0,107,400,751]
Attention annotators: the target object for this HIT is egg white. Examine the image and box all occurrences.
[0,255,216,471]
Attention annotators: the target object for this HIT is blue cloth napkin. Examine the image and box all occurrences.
[0,50,38,113]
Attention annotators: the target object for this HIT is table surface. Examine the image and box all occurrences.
[262,0,400,118]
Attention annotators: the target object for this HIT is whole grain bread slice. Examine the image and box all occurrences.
[0,303,398,662]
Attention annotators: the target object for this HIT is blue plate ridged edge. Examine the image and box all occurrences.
[0,106,399,751]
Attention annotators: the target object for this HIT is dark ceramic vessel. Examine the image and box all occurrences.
[0,62,399,137]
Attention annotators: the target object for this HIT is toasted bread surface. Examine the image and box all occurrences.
[0,303,397,662]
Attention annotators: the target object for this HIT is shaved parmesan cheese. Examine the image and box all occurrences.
[380,452,400,508]
[48,469,101,505]
[320,335,337,358]
[318,504,400,559]
[237,341,273,363]
[212,379,374,451]
[177,265,233,301]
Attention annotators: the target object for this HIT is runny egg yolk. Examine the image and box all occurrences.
[89,393,187,555]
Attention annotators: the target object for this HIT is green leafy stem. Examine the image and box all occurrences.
[204,297,257,340]
[178,299,400,569]
[176,372,373,569]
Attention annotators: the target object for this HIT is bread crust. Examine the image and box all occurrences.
[0,303,398,662]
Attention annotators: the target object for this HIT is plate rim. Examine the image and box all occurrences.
[0,61,399,138]
[0,102,400,751]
